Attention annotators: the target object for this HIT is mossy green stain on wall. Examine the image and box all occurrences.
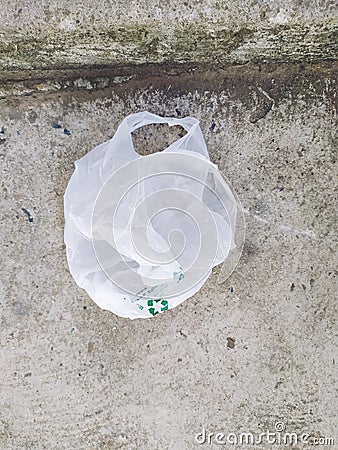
[0,19,337,72]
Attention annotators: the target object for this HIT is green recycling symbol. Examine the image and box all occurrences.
[147,299,168,316]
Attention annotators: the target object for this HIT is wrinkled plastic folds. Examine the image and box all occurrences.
[64,111,237,319]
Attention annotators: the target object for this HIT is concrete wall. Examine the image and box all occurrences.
[0,1,337,73]
[0,1,337,449]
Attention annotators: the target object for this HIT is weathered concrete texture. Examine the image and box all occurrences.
[0,65,336,448]
[0,0,337,72]
[1,0,337,29]
[0,0,337,29]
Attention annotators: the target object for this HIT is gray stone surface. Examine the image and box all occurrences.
[0,0,337,447]
[0,62,337,448]
[0,0,337,72]
[1,0,336,29]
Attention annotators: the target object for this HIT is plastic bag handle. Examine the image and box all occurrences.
[103,111,209,165]
[125,111,196,132]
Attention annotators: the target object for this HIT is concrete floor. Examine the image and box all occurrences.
[0,0,337,448]
[0,61,337,448]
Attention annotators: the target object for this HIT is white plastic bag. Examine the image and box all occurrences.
[64,111,237,319]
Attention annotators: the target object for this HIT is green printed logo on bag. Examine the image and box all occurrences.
[147,299,169,316]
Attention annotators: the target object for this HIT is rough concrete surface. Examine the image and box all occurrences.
[0,62,337,448]
[0,1,337,72]
[0,0,337,449]
[1,0,336,28]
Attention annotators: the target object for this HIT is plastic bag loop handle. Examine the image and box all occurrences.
[126,111,198,132]
[104,111,209,164]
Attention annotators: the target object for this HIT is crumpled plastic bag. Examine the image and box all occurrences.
[64,111,237,319]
